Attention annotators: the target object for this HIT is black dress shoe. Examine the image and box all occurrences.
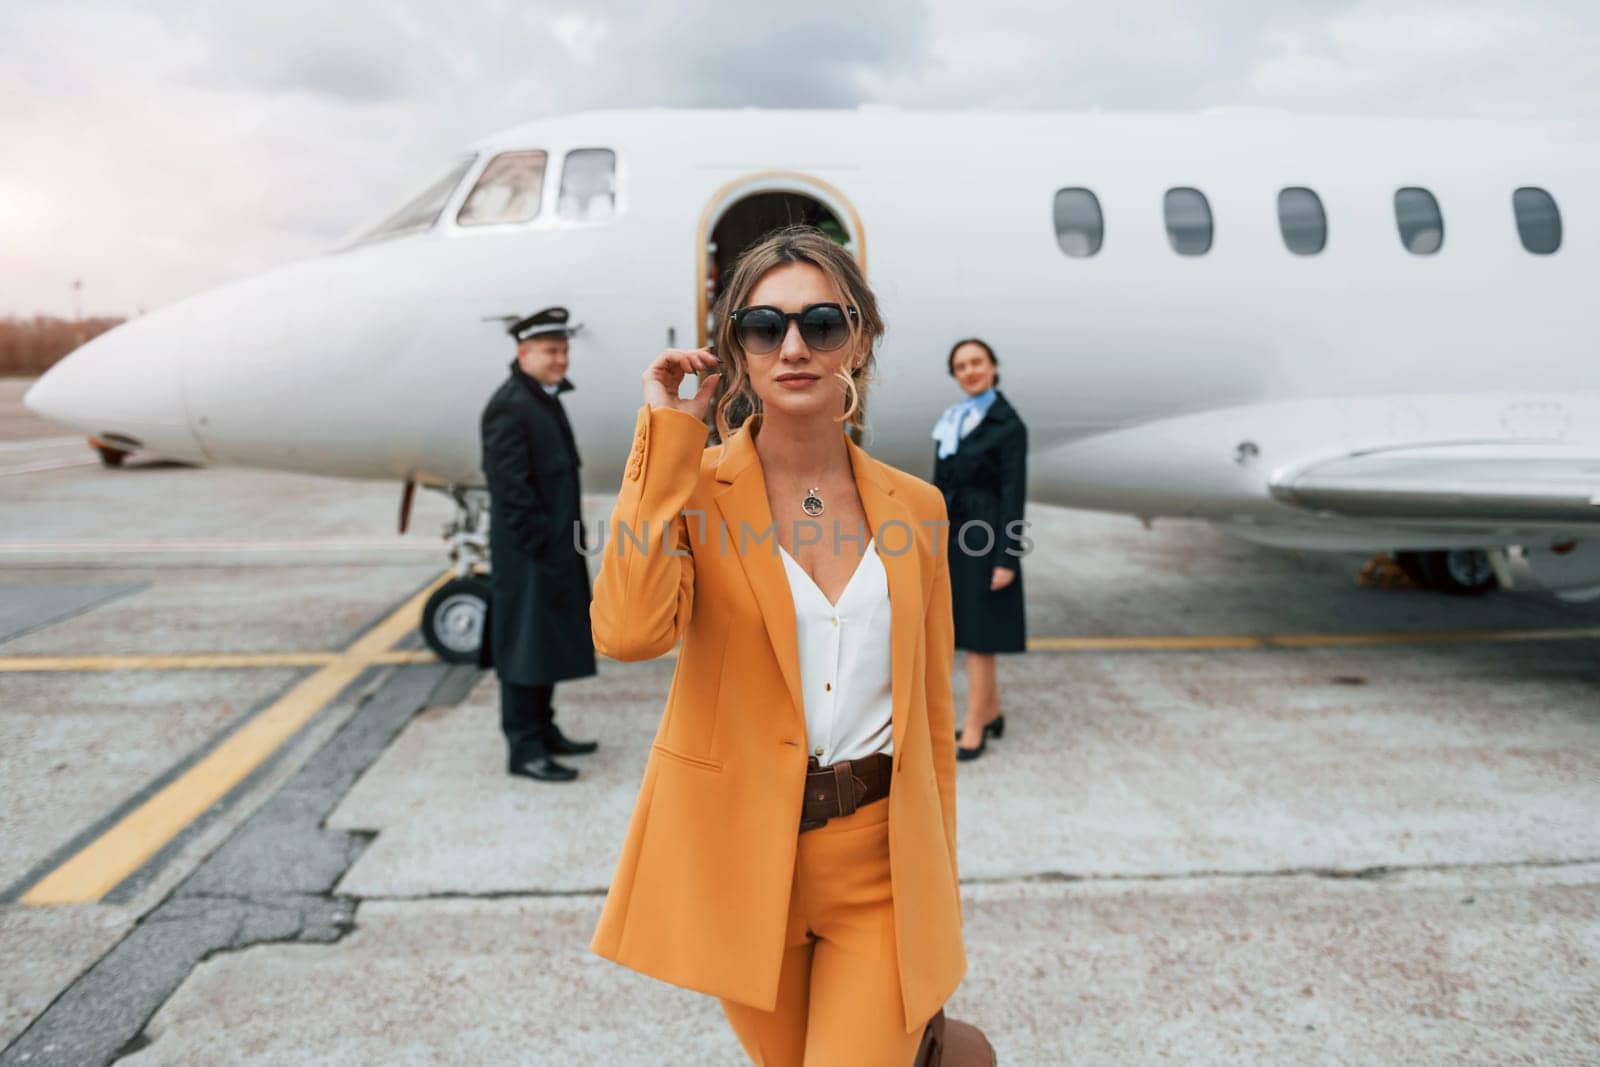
[508,751,579,782]
[541,721,599,757]
[956,736,987,762]
[955,715,1006,743]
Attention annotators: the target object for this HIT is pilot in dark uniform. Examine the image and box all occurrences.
[480,306,599,782]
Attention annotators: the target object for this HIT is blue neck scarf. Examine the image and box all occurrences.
[932,387,996,459]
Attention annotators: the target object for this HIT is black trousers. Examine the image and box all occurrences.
[500,680,556,759]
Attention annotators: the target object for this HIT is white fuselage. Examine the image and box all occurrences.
[25,107,1600,562]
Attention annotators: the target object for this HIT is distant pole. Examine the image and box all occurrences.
[71,279,84,347]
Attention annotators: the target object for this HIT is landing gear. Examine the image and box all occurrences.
[1392,551,1430,588]
[420,487,493,664]
[1393,549,1498,595]
[89,437,128,467]
[423,576,491,664]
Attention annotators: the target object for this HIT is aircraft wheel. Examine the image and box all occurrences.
[1418,549,1497,596]
[422,576,491,664]
[93,441,128,467]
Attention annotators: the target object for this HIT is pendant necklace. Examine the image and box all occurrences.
[798,465,826,517]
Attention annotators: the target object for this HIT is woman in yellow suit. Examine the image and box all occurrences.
[589,225,965,1064]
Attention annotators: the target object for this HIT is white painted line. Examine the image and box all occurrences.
[0,538,442,554]
[0,436,85,453]
[0,457,101,477]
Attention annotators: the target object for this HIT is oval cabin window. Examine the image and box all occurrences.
[1512,186,1561,254]
[1053,188,1104,257]
[1164,187,1212,256]
[1394,187,1444,255]
[1277,187,1326,255]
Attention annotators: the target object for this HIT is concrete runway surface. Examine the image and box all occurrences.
[0,377,1596,1065]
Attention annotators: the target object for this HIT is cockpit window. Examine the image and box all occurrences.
[457,151,548,226]
[354,155,476,245]
[558,149,617,221]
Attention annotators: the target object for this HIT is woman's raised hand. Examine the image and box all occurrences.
[642,346,721,422]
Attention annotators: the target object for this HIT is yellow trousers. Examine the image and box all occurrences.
[719,796,929,1066]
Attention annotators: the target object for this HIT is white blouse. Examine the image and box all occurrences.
[778,537,894,765]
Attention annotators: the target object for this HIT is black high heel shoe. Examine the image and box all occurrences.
[955,715,1006,743]
[956,735,986,761]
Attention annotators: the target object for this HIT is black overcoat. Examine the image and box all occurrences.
[479,360,597,685]
[931,389,1029,654]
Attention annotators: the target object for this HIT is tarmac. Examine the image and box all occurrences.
[1,375,1596,1065]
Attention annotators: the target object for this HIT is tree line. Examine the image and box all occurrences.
[0,316,126,376]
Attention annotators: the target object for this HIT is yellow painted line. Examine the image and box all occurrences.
[5,626,1598,676]
[1266,626,1600,649]
[1027,626,1600,652]
[0,652,343,672]
[371,649,445,665]
[1029,634,1265,652]
[21,575,451,906]
[0,649,444,672]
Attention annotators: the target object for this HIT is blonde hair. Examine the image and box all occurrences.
[708,224,884,443]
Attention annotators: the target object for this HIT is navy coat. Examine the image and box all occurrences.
[931,389,1029,654]
[479,361,597,685]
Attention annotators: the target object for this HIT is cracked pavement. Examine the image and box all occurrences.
[19,634,1595,1065]
[3,421,1598,1064]
[2,663,473,1066]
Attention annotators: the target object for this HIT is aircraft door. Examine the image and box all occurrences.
[698,174,865,347]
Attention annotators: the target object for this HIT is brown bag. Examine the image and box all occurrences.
[914,1009,997,1066]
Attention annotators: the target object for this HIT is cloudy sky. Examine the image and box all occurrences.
[2,0,1596,316]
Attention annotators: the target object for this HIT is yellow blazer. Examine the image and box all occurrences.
[588,401,965,1033]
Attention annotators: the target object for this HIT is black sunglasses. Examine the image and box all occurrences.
[729,302,859,355]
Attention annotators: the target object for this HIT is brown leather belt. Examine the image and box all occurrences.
[800,752,892,832]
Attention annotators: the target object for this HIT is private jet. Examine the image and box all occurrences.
[25,107,1600,660]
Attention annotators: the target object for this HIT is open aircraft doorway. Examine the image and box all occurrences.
[697,173,866,442]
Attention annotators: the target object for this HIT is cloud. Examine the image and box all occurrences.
[551,13,610,66]
[1247,1,1600,117]
[1,0,1597,316]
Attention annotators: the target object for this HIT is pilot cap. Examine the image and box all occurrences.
[508,306,582,342]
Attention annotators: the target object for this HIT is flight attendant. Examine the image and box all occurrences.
[931,338,1029,761]
[589,226,968,1064]
[479,307,600,782]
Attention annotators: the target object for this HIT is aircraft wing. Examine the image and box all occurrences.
[1268,444,1600,524]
